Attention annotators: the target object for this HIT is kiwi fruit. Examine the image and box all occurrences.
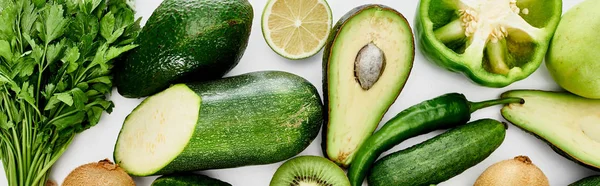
[270,156,350,186]
[474,156,549,186]
[62,159,135,186]
[46,180,57,186]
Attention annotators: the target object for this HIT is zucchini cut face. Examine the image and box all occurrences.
[114,84,201,176]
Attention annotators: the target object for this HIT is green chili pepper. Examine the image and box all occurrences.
[415,0,562,87]
[347,93,523,186]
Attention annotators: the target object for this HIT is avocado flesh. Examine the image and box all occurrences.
[501,90,600,169]
[323,5,414,167]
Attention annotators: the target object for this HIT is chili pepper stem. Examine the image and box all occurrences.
[469,97,524,113]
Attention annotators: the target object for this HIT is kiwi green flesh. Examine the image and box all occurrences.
[427,0,543,74]
[270,156,350,186]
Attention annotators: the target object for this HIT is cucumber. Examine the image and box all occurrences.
[114,71,323,176]
[152,174,231,186]
[570,176,600,186]
[367,119,506,186]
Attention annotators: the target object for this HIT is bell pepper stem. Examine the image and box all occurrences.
[469,97,524,113]
[486,39,511,75]
[434,19,466,44]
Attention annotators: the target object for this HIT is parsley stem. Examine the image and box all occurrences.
[31,134,73,186]
[15,2,23,54]
[2,1,138,185]
[26,141,44,185]
[21,111,28,185]
[47,109,79,126]
[6,143,16,185]
[11,128,23,185]
[36,42,48,107]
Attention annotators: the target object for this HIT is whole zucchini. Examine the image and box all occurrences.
[367,119,506,186]
[114,71,323,176]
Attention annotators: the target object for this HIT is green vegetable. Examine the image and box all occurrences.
[322,4,414,168]
[501,90,600,170]
[115,0,253,98]
[152,174,231,186]
[367,119,506,186]
[547,0,600,99]
[570,176,600,186]
[0,0,139,185]
[415,0,562,87]
[348,93,523,186]
[114,71,323,176]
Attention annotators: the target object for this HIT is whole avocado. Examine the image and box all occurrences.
[115,0,253,98]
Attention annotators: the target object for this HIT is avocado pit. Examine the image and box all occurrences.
[354,42,386,90]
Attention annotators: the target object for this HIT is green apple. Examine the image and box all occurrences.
[547,0,600,99]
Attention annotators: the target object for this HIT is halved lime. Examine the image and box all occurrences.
[261,0,333,60]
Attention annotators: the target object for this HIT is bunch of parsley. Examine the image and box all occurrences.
[0,0,139,185]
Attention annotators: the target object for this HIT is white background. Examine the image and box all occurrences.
[1,0,598,185]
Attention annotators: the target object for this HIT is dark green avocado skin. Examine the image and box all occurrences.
[115,0,253,98]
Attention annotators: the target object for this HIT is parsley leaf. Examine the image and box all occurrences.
[100,11,115,42]
[0,1,140,185]
[0,0,16,40]
[45,39,65,65]
[0,40,12,62]
[55,92,73,106]
[42,4,69,44]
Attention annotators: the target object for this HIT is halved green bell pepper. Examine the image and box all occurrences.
[416,0,562,87]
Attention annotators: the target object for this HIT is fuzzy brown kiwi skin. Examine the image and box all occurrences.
[45,180,57,186]
[62,159,135,186]
[474,155,549,186]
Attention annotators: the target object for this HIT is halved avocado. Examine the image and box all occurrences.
[322,4,414,167]
[501,90,600,170]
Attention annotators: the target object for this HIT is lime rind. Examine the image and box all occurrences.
[261,0,333,60]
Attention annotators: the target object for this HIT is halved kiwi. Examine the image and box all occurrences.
[270,156,350,186]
